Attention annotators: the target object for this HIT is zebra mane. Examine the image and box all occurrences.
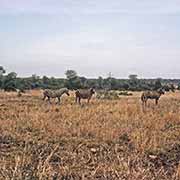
[59,88,68,92]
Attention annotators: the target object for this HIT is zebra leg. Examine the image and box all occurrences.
[145,99,148,107]
[47,96,51,104]
[87,97,90,103]
[142,100,144,107]
[75,96,78,103]
[141,96,146,107]
[78,98,81,105]
[57,97,61,105]
[142,100,145,108]
[155,99,158,105]
[42,95,46,101]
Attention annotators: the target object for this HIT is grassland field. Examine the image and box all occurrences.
[0,90,180,179]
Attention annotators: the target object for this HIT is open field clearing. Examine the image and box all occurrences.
[1,90,180,179]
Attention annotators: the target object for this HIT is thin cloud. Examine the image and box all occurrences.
[0,0,180,15]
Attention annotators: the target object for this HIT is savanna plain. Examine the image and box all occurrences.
[0,90,180,180]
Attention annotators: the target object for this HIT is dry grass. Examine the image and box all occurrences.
[1,90,180,179]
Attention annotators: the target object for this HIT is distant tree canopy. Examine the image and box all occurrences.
[3,72,17,91]
[65,70,77,80]
[0,66,6,88]
[65,70,82,90]
[0,66,6,76]
[128,74,139,89]
[0,66,179,92]
[128,74,138,80]
[154,78,162,90]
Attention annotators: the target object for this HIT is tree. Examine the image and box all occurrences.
[3,72,17,91]
[128,74,138,80]
[42,76,49,84]
[65,70,81,89]
[0,66,6,88]
[0,66,6,76]
[79,76,87,88]
[7,72,17,79]
[154,78,162,90]
[31,74,40,82]
[30,74,41,89]
[65,70,77,80]
[104,72,114,90]
[97,76,104,89]
[42,76,50,88]
[128,74,139,90]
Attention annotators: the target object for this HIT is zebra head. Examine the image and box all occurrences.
[64,88,70,96]
[157,88,165,95]
[90,88,95,94]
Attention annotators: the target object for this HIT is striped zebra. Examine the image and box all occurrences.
[75,88,95,104]
[42,88,70,104]
[141,88,165,106]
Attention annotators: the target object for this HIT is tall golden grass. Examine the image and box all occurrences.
[0,90,180,179]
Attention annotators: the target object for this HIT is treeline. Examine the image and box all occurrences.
[0,67,179,92]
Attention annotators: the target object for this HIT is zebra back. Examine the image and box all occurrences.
[44,88,69,98]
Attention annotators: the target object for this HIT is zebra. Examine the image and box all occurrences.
[42,88,70,104]
[141,88,165,106]
[75,88,95,104]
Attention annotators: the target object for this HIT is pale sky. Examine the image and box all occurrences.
[0,0,180,78]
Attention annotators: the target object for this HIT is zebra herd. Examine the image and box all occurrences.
[41,87,167,107]
[42,88,95,105]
